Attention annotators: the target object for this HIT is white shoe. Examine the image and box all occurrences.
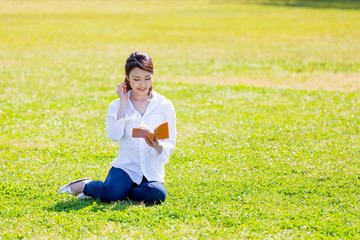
[76,192,93,200]
[58,177,93,195]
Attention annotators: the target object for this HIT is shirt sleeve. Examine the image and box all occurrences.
[106,99,135,142]
[150,100,176,164]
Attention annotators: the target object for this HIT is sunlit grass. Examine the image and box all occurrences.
[1,0,360,239]
[1,0,360,93]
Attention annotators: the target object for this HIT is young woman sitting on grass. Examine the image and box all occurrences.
[58,52,176,204]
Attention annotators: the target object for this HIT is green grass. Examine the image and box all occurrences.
[1,0,360,239]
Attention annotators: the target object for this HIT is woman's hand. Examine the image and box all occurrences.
[116,82,128,120]
[145,134,163,153]
[117,82,128,103]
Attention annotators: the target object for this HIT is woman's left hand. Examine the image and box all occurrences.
[145,134,163,153]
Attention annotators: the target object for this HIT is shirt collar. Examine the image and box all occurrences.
[144,91,160,117]
[127,90,160,117]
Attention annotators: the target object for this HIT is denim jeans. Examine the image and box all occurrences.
[83,167,167,204]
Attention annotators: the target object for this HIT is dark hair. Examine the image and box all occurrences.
[124,52,154,95]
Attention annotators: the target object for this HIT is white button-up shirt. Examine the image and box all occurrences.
[106,90,176,184]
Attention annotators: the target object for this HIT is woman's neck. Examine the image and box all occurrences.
[130,91,152,102]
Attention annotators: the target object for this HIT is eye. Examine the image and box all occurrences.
[133,79,140,81]
[145,78,151,81]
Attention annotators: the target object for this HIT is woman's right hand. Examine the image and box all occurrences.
[117,82,128,102]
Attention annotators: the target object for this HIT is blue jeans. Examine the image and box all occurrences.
[83,167,167,204]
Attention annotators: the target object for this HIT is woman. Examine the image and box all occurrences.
[58,52,176,204]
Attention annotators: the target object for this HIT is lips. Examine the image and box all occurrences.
[138,88,147,91]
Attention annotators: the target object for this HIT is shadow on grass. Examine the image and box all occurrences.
[45,198,160,213]
[45,199,136,213]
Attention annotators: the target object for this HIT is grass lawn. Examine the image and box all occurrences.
[1,0,360,239]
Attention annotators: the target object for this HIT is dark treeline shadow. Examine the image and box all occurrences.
[212,0,360,9]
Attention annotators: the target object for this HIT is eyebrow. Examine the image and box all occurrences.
[133,75,152,78]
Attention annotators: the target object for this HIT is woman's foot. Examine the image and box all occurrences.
[58,178,93,196]
[76,192,93,200]
[70,180,92,195]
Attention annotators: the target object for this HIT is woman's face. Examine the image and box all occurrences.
[128,67,153,96]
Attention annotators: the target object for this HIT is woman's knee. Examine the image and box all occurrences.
[153,188,167,203]
[149,182,167,203]
[129,181,167,204]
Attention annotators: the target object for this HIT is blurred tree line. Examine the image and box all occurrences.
[214,0,360,9]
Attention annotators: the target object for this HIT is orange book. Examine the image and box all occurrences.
[132,122,169,140]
